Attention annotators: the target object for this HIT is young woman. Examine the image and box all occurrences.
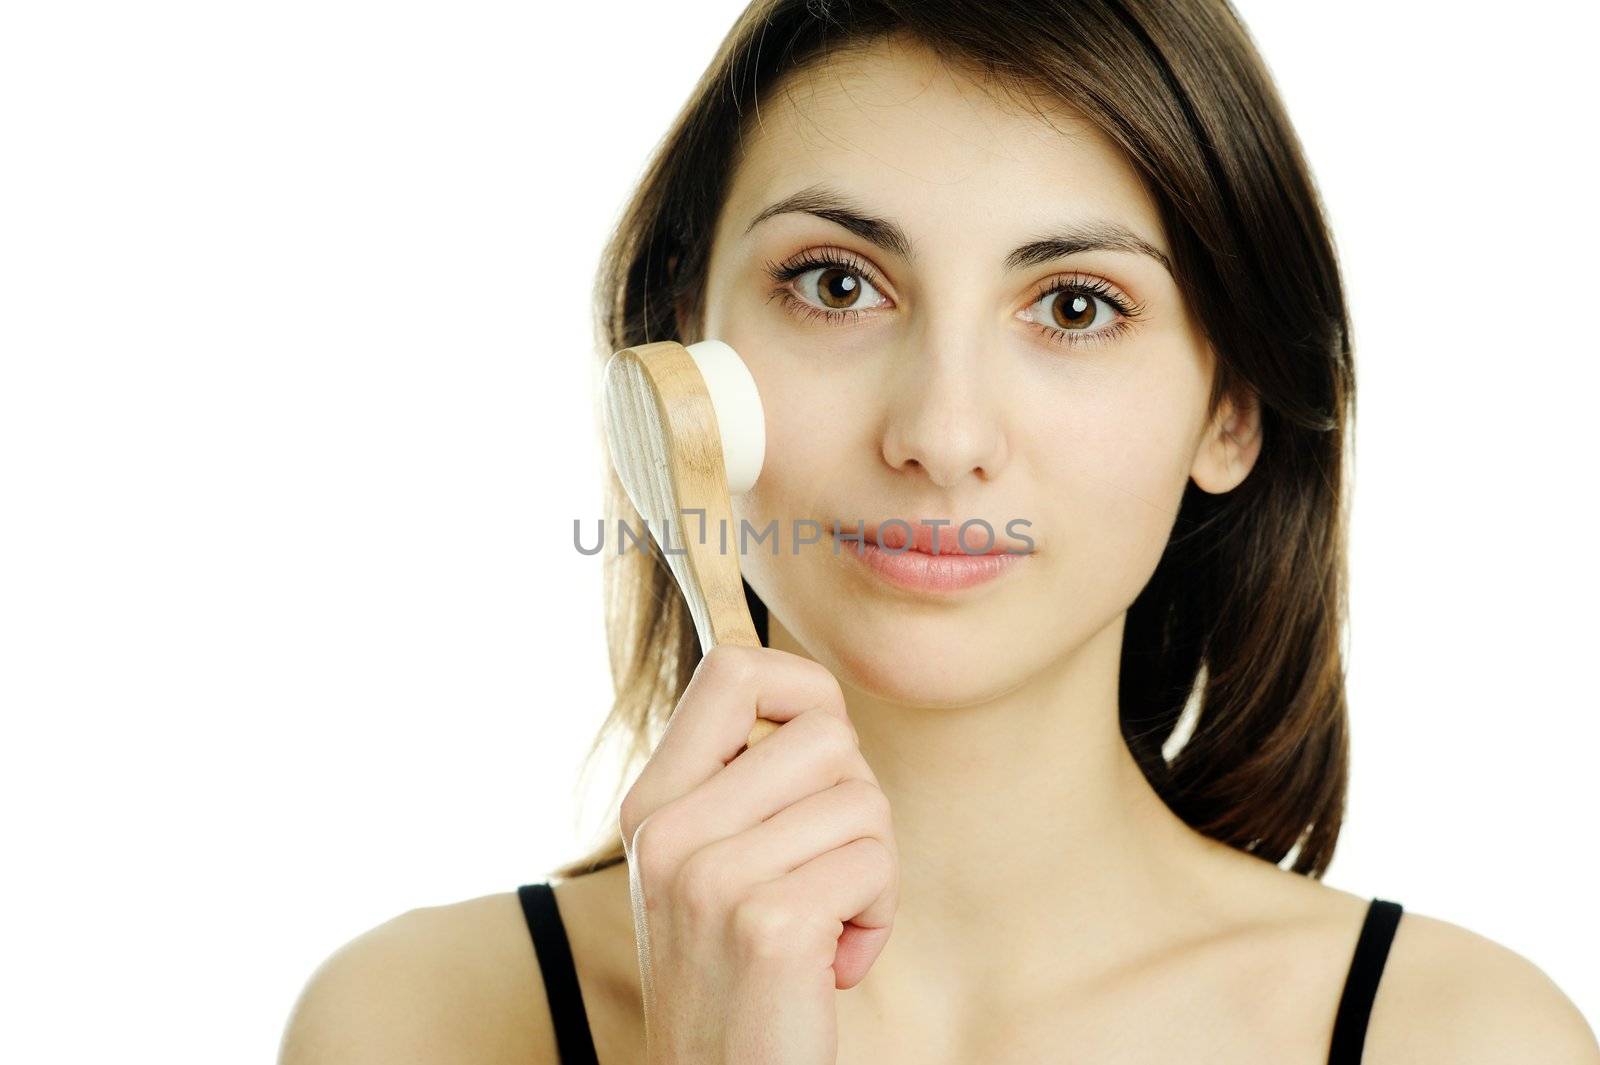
[280,2,1598,1063]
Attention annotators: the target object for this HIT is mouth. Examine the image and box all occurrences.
[826,518,1034,594]
[835,519,1033,556]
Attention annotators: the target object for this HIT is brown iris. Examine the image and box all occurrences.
[815,268,861,309]
[1051,290,1096,330]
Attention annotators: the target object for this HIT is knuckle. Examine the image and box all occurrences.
[845,777,892,823]
[859,836,896,880]
[699,644,755,688]
[731,897,822,961]
[824,673,850,718]
[807,710,857,757]
[673,848,727,917]
[864,840,899,906]
[628,813,676,882]
[801,664,852,732]
[618,792,644,844]
[803,659,846,703]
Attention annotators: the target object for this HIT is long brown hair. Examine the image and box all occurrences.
[550,0,1356,881]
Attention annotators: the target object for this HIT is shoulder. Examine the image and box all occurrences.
[277,889,557,1065]
[1364,905,1599,1063]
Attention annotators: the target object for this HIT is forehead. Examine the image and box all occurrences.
[722,35,1162,244]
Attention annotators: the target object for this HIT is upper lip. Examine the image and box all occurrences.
[832,519,1031,556]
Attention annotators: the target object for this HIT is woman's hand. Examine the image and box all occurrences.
[619,644,900,1065]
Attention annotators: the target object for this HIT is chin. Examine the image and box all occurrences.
[797,607,1039,709]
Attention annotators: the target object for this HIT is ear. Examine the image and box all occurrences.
[1189,386,1264,494]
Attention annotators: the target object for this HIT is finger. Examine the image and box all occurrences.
[623,645,851,834]
[681,776,897,916]
[749,837,898,989]
[665,709,879,850]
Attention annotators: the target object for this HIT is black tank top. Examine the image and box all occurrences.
[516,882,1403,1064]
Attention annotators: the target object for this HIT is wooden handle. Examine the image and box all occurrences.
[606,341,780,754]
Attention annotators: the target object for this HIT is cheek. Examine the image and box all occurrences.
[1022,368,1200,610]
[723,323,879,528]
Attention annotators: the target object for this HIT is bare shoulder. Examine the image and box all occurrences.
[1364,906,1599,1063]
[277,889,556,1065]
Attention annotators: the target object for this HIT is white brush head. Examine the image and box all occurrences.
[684,339,766,494]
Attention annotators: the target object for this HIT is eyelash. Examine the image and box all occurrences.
[760,247,1146,349]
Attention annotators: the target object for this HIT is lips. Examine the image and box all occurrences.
[834,520,1027,556]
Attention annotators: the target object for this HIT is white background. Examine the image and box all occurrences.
[2,1,1595,1059]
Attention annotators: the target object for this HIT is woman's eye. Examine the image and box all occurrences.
[788,265,889,313]
[1022,286,1121,334]
[767,253,1138,349]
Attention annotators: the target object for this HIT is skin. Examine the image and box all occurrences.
[278,31,1600,1065]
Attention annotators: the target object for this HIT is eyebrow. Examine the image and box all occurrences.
[742,182,1173,276]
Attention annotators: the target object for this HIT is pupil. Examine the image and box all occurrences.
[819,269,859,308]
[1055,292,1093,329]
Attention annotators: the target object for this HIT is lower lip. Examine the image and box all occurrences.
[840,539,1029,593]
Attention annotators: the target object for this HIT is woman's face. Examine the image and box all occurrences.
[691,37,1258,706]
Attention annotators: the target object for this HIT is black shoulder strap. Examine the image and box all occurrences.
[517,882,601,1065]
[1327,897,1404,1064]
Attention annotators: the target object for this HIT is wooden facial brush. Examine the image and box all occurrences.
[601,339,780,752]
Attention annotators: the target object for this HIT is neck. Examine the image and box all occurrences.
[766,611,1249,1017]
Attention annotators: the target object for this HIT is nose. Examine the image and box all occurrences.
[879,339,1010,489]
